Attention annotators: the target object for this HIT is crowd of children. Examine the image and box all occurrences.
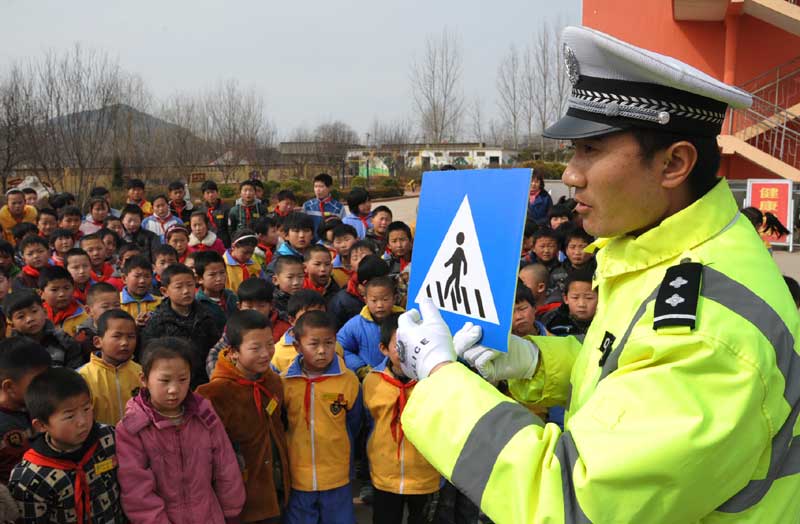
[0,173,448,524]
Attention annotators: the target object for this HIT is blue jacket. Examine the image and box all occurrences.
[527,191,553,225]
[337,305,404,372]
[302,197,345,238]
[342,213,371,239]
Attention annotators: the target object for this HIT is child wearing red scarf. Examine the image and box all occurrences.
[302,244,340,300]
[167,180,193,222]
[79,198,110,237]
[49,229,75,268]
[13,236,51,291]
[142,195,183,243]
[362,313,440,522]
[385,221,413,275]
[65,249,93,305]
[38,266,89,337]
[9,367,125,523]
[80,233,123,291]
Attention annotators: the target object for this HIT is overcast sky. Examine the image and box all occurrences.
[0,0,581,139]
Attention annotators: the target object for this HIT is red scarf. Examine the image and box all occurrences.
[399,257,410,272]
[244,205,252,224]
[153,214,172,233]
[303,376,330,428]
[318,196,332,216]
[274,206,291,218]
[206,202,218,227]
[44,301,79,327]
[303,276,327,295]
[23,441,100,524]
[172,200,185,217]
[87,218,103,228]
[357,214,370,230]
[237,260,251,280]
[258,244,273,266]
[529,189,541,204]
[379,372,417,458]
[21,265,40,279]
[50,255,64,267]
[236,378,279,421]
[74,282,89,304]
[346,273,361,299]
[90,263,114,283]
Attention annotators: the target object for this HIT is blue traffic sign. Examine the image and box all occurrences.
[408,168,532,351]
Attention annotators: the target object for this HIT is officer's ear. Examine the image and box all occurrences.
[660,141,697,190]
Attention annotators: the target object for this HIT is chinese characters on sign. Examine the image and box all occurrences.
[746,179,794,248]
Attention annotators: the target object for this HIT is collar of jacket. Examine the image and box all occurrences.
[359,305,406,323]
[223,249,254,267]
[87,351,135,371]
[121,287,156,304]
[211,348,274,383]
[124,390,215,432]
[285,353,345,379]
[591,178,738,279]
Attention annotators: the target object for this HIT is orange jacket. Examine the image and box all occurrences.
[0,205,37,245]
[282,355,361,491]
[363,360,440,495]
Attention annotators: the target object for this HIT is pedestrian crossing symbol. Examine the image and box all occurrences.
[415,195,499,324]
[407,168,532,351]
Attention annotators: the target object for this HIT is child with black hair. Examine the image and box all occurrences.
[21,187,38,207]
[338,276,404,378]
[126,178,152,216]
[14,236,51,290]
[302,172,346,235]
[229,180,267,237]
[103,214,125,240]
[531,227,561,273]
[272,289,345,373]
[0,266,11,310]
[520,220,538,267]
[65,248,92,304]
[282,310,361,524]
[57,206,83,240]
[317,217,342,255]
[48,228,74,267]
[542,269,598,337]
[166,224,191,263]
[205,278,290,376]
[329,253,390,329]
[151,244,179,295]
[0,338,51,484]
[270,189,297,220]
[37,208,58,241]
[79,198,111,236]
[142,194,183,242]
[194,250,238,332]
[253,215,280,267]
[272,255,305,321]
[141,264,221,387]
[547,204,573,231]
[77,309,140,426]
[518,263,561,318]
[121,204,160,262]
[198,180,231,247]
[116,337,245,523]
[271,212,315,268]
[120,255,161,325]
[188,210,226,255]
[0,189,37,246]
[114,241,140,276]
[331,223,359,287]
[0,240,18,279]
[367,205,393,254]
[224,229,265,292]
[39,266,89,337]
[343,187,372,239]
[74,282,121,359]
[167,180,193,222]
[197,310,291,523]
[548,226,596,299]
[363,313,440,523]
[98,228,120,265]
[511,284,549,338]
[12,222,38,248]
[80,232,123,290]
[303,244,340,300]
[385,221,413,275]
[9,367,125,523]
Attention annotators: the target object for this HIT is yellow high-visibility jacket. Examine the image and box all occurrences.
[78,352,142,426]
[403,179,800,523]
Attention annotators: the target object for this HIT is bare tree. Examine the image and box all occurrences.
[314,120,358,144]
[467,97,485,143]
[497,45,523,149]
[410,29,464,143]
[368,117,416,145]
[0,66,31,192]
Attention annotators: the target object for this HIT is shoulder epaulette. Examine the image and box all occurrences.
[653,262,703,330]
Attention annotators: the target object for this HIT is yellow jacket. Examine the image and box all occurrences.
[282,355,361,491]
[78,352,142,426]
[403,179,800,523]
[55,305,89,338]
[120,287,161,318]
[223,250,263,293]
[363,360,440,495]
[0,205,37,245]
[272,327,344,375]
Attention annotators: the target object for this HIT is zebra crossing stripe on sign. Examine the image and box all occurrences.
[413,195,499,325]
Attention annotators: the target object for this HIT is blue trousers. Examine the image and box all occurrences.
[285,484,354,524]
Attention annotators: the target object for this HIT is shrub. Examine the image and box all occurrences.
[515,160,566,180]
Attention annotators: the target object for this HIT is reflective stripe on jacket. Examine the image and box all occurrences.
[403,179,800,523]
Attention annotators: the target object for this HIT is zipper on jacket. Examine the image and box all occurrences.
[310,383,317,491]
[115,368,123,421]
[400,438,405,495]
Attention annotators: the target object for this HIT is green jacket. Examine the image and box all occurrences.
[402,179,800,523]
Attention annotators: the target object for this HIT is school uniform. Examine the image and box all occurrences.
[78,353,142,426]
[223,250,264,294]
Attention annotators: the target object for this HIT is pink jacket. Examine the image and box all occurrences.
[188,231,226,256]
[115,390,245,524]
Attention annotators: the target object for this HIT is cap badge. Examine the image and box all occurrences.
[564,44,580,85]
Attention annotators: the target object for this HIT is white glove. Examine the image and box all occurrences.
[453,322,483,355]
[461,335,540,383]
[397,298,456,380]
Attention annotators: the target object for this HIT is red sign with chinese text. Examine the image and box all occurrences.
[748,180,793,245]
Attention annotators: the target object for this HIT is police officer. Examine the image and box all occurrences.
[395,26,800,523]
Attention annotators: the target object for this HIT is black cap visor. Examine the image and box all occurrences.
[543,114,627,140]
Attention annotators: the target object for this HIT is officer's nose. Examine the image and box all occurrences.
[562,164,585,189]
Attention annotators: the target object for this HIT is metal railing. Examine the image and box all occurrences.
[727,94,800,170]
[739,56,800,111]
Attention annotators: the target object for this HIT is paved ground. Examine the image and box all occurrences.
[380,192,800,280]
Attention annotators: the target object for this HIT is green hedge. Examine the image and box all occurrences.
[515,160,566,180]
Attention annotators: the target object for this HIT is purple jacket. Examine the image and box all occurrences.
[115,391,245,524]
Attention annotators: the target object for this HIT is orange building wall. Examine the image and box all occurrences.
[734,15,800,85]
